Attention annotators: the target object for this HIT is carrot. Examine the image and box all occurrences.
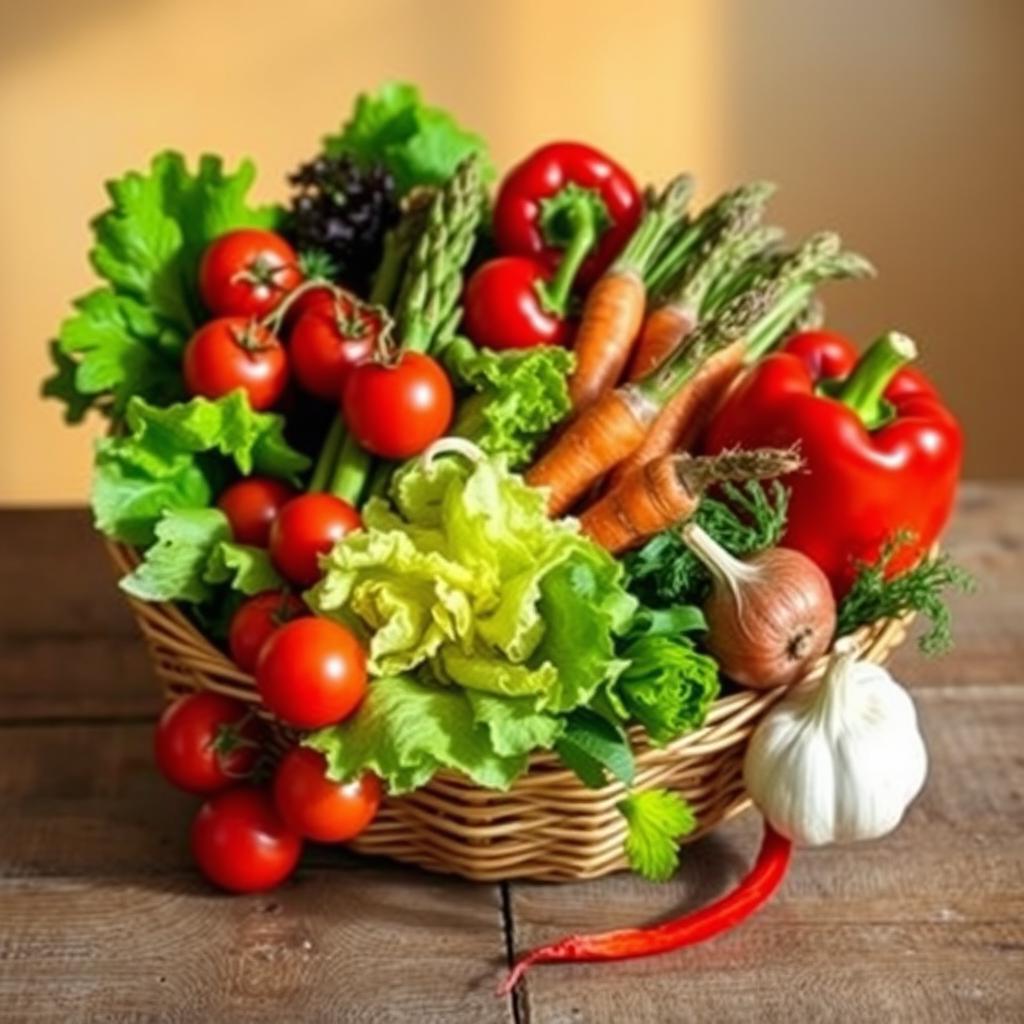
[580,447,803,554]
[525,388,657,517]
[567,176,693,413]
[610,338,747,485]
[625,196,780,385]
[626,303,697,381]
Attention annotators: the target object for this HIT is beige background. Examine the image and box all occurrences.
[2,0,1022,503]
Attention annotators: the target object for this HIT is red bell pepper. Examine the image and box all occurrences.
[492,141,642,287]
[703,329,963,597]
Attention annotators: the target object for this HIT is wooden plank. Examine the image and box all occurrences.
[0,721,513,1024]
[506,688,1024,1023]
[0,508,158,720]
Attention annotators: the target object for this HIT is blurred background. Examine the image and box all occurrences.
[1,0,1022,503]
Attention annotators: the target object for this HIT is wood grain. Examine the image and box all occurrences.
[0,723,512,1024]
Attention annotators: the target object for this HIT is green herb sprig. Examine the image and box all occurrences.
[837,533,975,654]
[624,480,789,607]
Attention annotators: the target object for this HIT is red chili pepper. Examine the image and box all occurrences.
[500,823,792,995]
[493,141,642,288]
[703,329,963,597]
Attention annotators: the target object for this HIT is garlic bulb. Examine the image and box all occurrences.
[743,639,927,846]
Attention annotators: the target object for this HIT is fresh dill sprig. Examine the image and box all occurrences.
[837,532,976,654]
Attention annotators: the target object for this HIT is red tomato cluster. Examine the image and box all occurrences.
[154,687,380,893]
[181,227,453,461]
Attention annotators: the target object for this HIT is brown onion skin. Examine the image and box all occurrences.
[702,547,837,690]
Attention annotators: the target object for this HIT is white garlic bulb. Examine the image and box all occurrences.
[743,639,928,846]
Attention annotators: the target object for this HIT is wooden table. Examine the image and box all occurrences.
[1,484,1021,1023]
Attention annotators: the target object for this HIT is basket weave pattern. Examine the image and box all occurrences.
[108,539,912,882]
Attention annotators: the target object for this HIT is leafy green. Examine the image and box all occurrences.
[837,533,975,654]
[442,336,574,467]
[305,675,561,794]
[325,82,494,193]
[609,605,719,745]
[120,508,230,603]
[618,789,697,882]
[555,708,635,789]
[93,392,309,547]
[306,449,636,792]
[310,450,634,713]
[624,480,789,606]
[204,542,284,596]
[46,151,280,420]
[120,508,284,604]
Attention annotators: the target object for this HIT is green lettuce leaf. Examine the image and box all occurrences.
[310,451,634,713]
[619,789,697,882]
[555,708,635,789]
[307,450,636,792]
[324,82,494,193]
[120,508,230,603]
[46,151,281,420]
[608,605,720,745]
[305,675,558,794]
[204,542,284,596]
[120,508,284,604]
[93,392,309,546]
[443,336,574,467]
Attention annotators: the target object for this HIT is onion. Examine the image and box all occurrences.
[681,523,836,689]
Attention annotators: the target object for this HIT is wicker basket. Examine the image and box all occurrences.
[107,538,914,882]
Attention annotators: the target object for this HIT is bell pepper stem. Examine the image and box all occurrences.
[834,331,917,429]
[535,190,603,315]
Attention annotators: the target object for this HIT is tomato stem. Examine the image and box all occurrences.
[259,277,339,337]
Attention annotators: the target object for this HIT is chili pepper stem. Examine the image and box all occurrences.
[833,331,917,429]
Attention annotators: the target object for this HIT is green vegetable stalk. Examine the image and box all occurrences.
[315,156,484,505]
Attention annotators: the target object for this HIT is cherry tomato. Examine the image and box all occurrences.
[154,692,265,795]
[343,352,453,459]
[289,293,381,400]
[183,317,288,411]
[216,477,297,547]
[268,493,361,587]
[256,617,367,729]
[273,747,381,843]
[191,786,302,893]
[199,229,302,319]
[463,256,573,351]
[228,591,308,673]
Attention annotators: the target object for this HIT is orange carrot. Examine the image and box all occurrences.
[567,176,693,413]
[626,302,697,381]
[525,388,657,517]
[610,339,747,486]
[580,448,802,554]
[568,271,647,410]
